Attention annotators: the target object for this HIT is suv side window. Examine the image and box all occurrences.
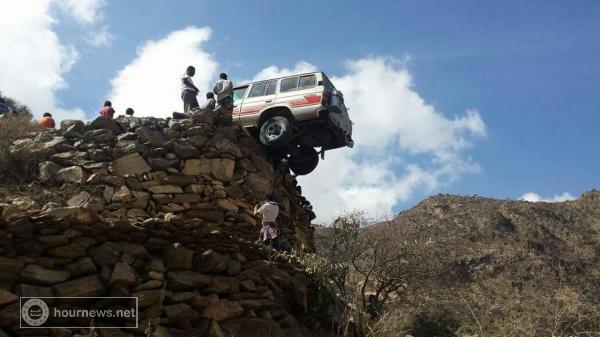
[233,86,248,101]
[248,81,269,98]
[299,74,317,89]
[265,79,278,96]
[280,76,299,93]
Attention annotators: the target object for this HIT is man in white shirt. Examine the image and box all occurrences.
[181,66,200,116]
[212,73,234,126]
[254,193,281,250]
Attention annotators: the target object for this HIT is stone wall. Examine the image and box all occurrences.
[0,116,319,337]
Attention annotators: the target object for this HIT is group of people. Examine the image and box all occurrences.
[179,66,234,126]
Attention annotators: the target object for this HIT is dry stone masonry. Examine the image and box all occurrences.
[0,115,320,337]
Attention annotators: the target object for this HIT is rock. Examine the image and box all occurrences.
[38,161,61,182]
[49,243,87,258]
[190,294,219,309]
[206,321,225,337]
[210,276,240,294]
[215,199,239,213]
[148,157,179,170]
[83,128,115,143]
[88,116,122,134]
[0,290,18,306]
[135,280,163,291]
[240,280,256,292]
[244,173,272,198]
[60,119,84,134]
[163,175,196,186]
[136,127,164,146]
[87,148,110,161]
[203,299,244,321]
[164,243,193,270]
[194,250,227,274]
[113,185,134,203]
[133,289,165,308]
[67,191,92,207]
[227,260,242,276]
[55,166,84,184]
[166,140,200,159]
[149,185,184,194]
[211,159,235,182]
[110,262,137,286]
[0,257,25,282]
[182,159,212,176]
[185,210,224,224]
[16,284,53,298]
[38,235,69,248]
[111,152,151,176]
[89,242,122,266]
[167,271,210,290]
[53,274,106,297]
[20,264,70,285]
[66,257,97,277]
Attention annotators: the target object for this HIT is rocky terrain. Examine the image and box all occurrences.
[0,115,326,337]
[369,192,600,336]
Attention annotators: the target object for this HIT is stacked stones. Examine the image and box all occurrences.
[0,116,317,336]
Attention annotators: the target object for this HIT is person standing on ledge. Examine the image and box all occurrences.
[99,101,115,119]
[181,65,200,115]
[212,72,233,126]
[38,112,56,128]
[255,193,281,250]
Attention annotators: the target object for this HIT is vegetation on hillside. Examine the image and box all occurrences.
[308,193,599,337]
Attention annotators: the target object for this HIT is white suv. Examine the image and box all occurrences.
[233,71,353,175]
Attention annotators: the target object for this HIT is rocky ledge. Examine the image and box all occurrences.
[0,115,321,337]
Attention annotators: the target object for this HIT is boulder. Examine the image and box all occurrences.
[166,139,200,159]
[67,191,92,207]
[38,161,61,182]
[164,243,193,270]
[149,185,184,194]
[194,250,227,274]
[220,318,284,337]
[136,127,164,146]
[55,166,84,184]
[83,128,115,143]
[202,299,243,321]
[166,271,210,290]
[211,159,235,182]
[182,159,212,176]
[109,262,137,286]
[53,274,106,297]
[0,290,18,307]
[88,116,122,133]
[60,119,84,134]
[20,264,70,285]
[111,152,151,176]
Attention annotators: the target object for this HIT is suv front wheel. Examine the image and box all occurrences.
[259,116,292,149]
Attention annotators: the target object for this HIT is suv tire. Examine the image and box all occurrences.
[259,116,292,149]
[288,145,319,175]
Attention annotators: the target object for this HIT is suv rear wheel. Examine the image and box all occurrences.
[288,145,319,175]
[259,116,292,149]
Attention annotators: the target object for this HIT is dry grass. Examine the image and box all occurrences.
[0,115,38,183]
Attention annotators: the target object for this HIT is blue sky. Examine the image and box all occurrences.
[1,0,599,220]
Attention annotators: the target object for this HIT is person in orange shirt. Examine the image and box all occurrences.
[38,112,56,129]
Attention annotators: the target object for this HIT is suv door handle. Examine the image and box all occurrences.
[265,100,272,103]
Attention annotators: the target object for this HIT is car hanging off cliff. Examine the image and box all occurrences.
[232,71,354,175]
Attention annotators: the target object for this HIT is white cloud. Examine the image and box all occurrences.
[519,192,576,203]
[57,0,106,25]
[109,27,218,118]
[251,61,318,82]
[0,0,86,122]
[255,58,486,222]
[85,25,113,47]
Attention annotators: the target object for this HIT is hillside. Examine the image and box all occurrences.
[369,192,599,336]
[0,115,328,337]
